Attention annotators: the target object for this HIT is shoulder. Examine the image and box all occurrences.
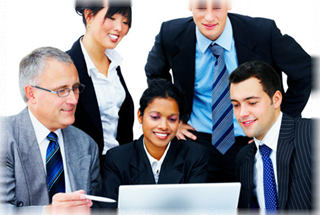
[162,17,194,28]
[106,139,137,160]
[229,13,275,27]
[173,138,207,160]
[66,37,83,59]
[63,125,98,149]
[228,13,277,35]
[159,16,195,38]
[235,143,256,165]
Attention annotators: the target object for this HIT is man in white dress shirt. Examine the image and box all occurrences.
[4,47,101,212]
[229,61,312,210]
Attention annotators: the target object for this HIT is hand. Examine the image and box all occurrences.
[176,122,197,141]
[46,190,92,215]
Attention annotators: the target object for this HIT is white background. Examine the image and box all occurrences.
[0,0,319,210]
[0,0,318,137]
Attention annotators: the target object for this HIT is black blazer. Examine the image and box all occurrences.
[235,114,313,210]
[100,135,208,208]
[145,13,311,120]
[66,37,134,161]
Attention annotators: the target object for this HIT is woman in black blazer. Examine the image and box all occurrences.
[100,79,208,208]
[66,1,134,169]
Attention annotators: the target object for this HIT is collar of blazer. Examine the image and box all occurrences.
[129,136,184,184]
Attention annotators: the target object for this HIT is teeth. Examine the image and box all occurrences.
[244,120,254,124]
[62,109,72,111]
[155,133,168,137]
[108,34,118,39]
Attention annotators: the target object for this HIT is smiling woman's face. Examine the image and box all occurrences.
[138,97,180,157]
[86,7,129,49]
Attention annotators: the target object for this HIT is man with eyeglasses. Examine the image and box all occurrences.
[3,47,101,212]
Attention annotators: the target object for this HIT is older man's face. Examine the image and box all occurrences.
[32,59,80,131]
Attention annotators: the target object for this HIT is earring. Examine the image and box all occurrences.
[87,24,90,29]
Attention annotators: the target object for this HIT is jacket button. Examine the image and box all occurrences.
[17,201,24,207]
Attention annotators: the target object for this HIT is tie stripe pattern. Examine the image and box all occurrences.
[259,144,278,210]
[46,132,65,203]
[209,44,235,154]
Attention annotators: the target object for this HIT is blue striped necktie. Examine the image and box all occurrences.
[209,44,235,155]
[259,144,278,210]
[46,132,65,203]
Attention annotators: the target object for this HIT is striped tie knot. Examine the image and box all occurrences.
[259,144,272,157]
[47,132,58,144]
[209,43,224,58]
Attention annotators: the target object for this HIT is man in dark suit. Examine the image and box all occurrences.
[229,61,312,210]
[4,47,101,211]
[145,0,311,182]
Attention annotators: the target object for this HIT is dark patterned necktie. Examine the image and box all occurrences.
[46,132,65,203]
[209,44,235,155]
[259,144,278,209]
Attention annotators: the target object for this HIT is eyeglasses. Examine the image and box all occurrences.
[32,83,85,97]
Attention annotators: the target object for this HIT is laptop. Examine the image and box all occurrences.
[118,183,241,209]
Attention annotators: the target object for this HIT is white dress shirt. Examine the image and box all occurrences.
[253,112,283,209]
[80,40,126,154]
[143,139,171,184]
[28,109,72,193]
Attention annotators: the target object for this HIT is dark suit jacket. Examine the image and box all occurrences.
[235,114,313,210]
[145,14,311,120]
[66,37,134,159]
[100,135,208,208]
[5,108,101,206]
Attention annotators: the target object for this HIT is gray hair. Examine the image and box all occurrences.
[19,47,74,103]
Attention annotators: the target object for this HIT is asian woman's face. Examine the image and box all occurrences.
[86,8,129,49]
[138,97,180,152]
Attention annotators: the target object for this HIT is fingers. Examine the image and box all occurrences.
[51,190,92,208]
[176,122,197,140]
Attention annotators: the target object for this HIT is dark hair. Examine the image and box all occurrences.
[229,61,282,100]
[139,79,186,121]
[75,0,132,28]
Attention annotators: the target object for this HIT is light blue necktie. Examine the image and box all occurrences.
[209,44,235,155]
[46,132,65,203]
[259,144,278,210]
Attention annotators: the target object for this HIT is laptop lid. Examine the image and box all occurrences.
[118,183,241,209]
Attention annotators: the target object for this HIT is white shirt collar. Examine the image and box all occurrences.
[28,108,62,144]
[254,112,283,152]
[143,138,171,165]
[79,38,123,77]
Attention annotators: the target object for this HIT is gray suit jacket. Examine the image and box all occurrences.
[5,108,101,207]
[236,114,313,210]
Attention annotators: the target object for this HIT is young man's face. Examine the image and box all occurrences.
[230,77,282,140]
[190,0,231,41]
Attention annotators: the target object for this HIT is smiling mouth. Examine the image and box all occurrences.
[154,132,169,139]
[241,119,257,127]
[108,34,119,40]
[61,108,73,112]
[203,23,217,28]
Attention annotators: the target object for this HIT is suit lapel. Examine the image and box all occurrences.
[276,114,295,209]
[172,21,196,112]
[17,108,49,205]
[158,138,184,184]
[228,13,262,64]
[62,126,91,192]
[69,38,102,134]
[130,136,156,184]
[239,143,256,207]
